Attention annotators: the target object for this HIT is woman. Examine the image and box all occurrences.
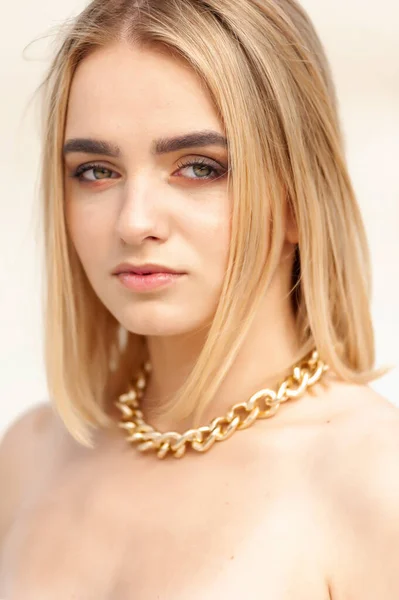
[1,0,398,597]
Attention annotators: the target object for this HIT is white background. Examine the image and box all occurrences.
[0,0,398,438]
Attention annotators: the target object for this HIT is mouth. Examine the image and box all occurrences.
[115,270,185,292]
[112,263,184,276]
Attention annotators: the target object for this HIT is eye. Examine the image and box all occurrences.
[69,158,228,184]
[72,163,120,182]
[174,157,227,181]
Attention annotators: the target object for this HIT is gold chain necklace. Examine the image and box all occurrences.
[115,350,328,459]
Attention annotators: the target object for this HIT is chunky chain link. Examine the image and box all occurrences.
[115,350,329,459]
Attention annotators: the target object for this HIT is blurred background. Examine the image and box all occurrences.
[0,0,398,438]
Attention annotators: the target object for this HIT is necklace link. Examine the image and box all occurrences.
[115,350,329,459]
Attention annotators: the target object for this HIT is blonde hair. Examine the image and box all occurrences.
[39,0,384,448]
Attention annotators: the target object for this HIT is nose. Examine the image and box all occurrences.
[115,177,168,246]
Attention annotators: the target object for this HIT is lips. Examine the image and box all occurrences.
[112,263,183,275]
[116,270,184,292]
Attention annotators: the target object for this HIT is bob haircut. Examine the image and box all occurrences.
[38,0,384,448]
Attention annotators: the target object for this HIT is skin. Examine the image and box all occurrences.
[1,41,399,599]
[63,41,300,431]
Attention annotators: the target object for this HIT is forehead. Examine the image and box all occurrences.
[65,42,223,141]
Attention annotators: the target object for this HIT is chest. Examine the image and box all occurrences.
[1,440,329,599]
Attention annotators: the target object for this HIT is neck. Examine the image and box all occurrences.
[141,264,302,433]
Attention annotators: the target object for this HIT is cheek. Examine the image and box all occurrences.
[183,195,231,280]
[65,201,112,278]
[202,200,231,265]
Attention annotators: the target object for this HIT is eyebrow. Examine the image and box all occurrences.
[62,130,228,157]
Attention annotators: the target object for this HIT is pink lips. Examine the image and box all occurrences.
[116,271,184,292]
[112,263,186,292]
[112,262,183,275]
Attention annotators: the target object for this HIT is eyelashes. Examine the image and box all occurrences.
[70,157,228,183]
[72,163,119,182]
[174,157,226,181]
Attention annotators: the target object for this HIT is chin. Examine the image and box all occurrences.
[113,302,212,338]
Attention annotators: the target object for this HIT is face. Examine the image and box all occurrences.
[64,42,231,337]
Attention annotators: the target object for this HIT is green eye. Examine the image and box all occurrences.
[91,167,112,179]
[175,157,227,181]
[73,163,119,181]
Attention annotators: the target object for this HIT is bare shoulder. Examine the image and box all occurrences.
[318,379,399,449]
[310,381,399,599]
[323,381,399,510]
[317,380,399,474]
[0,402,59,543]
[0,401,57,459]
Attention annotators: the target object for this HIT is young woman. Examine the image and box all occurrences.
[1,0,398,597]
